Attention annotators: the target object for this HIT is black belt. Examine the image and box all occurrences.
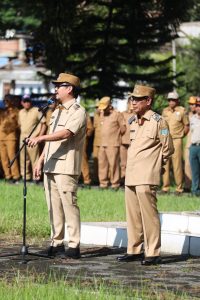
[191,143,200,146]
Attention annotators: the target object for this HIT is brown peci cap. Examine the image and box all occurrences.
[188,96,197,105]
[128,84,156,99]
[52,73,80,87]
[98,96,111,110]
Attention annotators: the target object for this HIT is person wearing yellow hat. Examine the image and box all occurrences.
[184,96,197,191]
[97,96,126,190]
[117,84,174,265]
[26,72,86,259]
[161,91,190,195]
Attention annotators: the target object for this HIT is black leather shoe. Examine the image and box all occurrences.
[65,247,81,259]
[46,245,65,257]
[117,253,144,262]
[141,256,162,266]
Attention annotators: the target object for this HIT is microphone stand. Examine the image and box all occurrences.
[0,105,52,264]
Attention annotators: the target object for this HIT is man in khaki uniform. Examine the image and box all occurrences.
[117,84,174,266]
[81,113,94,187]
[184,96,196,191]
[27,73,86,259]
[93,106,101,184]
[120,100,134,184]
[161,91,189,195]
[18,95,46,180]
[0,95,20,183]
[98,97,126,190]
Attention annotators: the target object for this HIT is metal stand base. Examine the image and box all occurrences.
[0,245,50,264]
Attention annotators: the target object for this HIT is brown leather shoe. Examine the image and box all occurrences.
[141,256,162,266]
[117,253,144,262]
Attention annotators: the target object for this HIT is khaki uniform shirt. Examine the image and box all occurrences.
[86,114,94,138]
[100,109,126,147]
[93,112,101,146]
[125,110,174,186]
[18,107,46,138]
[0,107,19,140]
[190,114,200,144]
[162,106,189,139]
[121,111,133,145]
[43,99,86,175]
[186,112,195,148]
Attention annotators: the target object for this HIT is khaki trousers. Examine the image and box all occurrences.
[0,140,20,179]
[20,137,39,180]
[98,146,120,188]
[162,138,183,193]
[120,144,129,179]
[184,146,192,189]
[81,139,91,184]
[125,185,161,257]
[44,173,80,248]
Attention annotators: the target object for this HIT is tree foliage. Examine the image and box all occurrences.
[0,0,193,99]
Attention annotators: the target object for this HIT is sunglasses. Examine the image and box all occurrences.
[129,96,148,102]
[54,83,71,88]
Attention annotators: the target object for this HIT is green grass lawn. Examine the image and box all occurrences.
[0,180,199,238]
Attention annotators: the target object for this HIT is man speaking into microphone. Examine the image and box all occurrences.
[26,73,86,259]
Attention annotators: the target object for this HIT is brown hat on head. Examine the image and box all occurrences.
[52,73,80,87]
[188,96,197,105]
[128,84,156,99]
[98,96,111,110]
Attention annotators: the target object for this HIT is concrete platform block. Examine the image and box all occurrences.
[107,227,127,247]
[189,237,200,256]
[81,224,108,246]
[161,232,189,254]
[160,213,189,234]
[188,216,200,236]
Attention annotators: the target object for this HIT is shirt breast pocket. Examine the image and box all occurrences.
[142,128,155,139]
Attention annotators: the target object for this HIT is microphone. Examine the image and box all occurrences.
[38,97,55,112]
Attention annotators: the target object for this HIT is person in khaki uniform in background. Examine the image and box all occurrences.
[161,91,189,195]
[45,99,57,132]
[98,96,126,190]
[184,96,196,192]
[81,113,94,187]
[117,84,174,266]
[92,105,101,184]
[27,73,86,259]
[18,94,47,181]
[120,99,134,184]
[0,94,20,183]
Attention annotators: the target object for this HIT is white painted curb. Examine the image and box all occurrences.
[65,212,200,256]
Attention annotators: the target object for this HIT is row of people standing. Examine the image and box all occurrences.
[81,91,200,195]
[81,96,133,190]
[0,94,57,183]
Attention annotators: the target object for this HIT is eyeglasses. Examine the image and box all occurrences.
[54,83,71,89]
[129,96,148,102]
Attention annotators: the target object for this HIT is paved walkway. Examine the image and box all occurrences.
[0,242,199,299]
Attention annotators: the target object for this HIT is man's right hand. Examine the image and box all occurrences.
[34,161,43,180]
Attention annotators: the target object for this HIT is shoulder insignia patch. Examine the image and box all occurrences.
[152,113,161,122]
[160,128,169,136]
[73,103,80,110]
[128,115,136,125]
